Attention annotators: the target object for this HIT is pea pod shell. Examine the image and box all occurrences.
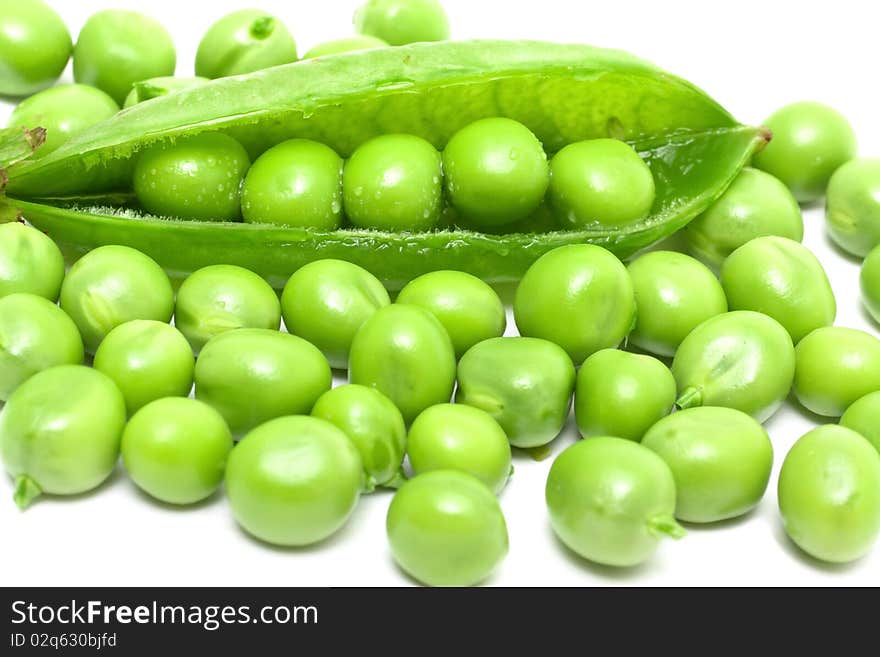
[1,41,766,289]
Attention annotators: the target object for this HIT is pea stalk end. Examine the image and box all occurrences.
[647,514,686,540]
[675,386,703,411]
[13,475,42,510]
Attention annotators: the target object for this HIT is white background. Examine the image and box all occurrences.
[1,0,879,586]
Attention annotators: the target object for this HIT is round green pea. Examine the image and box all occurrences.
[354,0,450,46]
[546,437,684,568]
[672,311,795,422]
[123,76,209,109]
[514,244,635,363]
[73,9,176,106]
[778,425,880,563]
[195,328,332,436]
[311,384,406,491]
[721,236,836,343]
[343,134,442,231]
[575,349,676,442]
[93,320,195,416]
[396,270,506,359]
[0,0,71,97]
[826,158,880,257]
[456,337,575,449]
[195,10,298,79]
[281,260,390,369]
[549,138,655,229]
[302,35,388,59]
[133,132,251,221]
[0,294,83,401]
[387,471,507,587]
[627,251,727,357]
[0,222,65,301]
[59,245,174,354]
[242,139,343,229]
[683,168,804,268]
[793,327,880,417]
[122,397,233,505]
[862,244,880,323]
[0,365,126,509]
[349,304,455,424]
[753,102,857,203]
[642,407,773,523]
[175,264,282,354]
[7,84,119,157]
[442,118,549,229]
[407,404,512,494]
[226,416,363,547]
[841,391,880,454]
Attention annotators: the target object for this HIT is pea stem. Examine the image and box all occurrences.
[676,386,703,410]
[383,469,408,490]
[647,514,686,540]
[13,475,42,510]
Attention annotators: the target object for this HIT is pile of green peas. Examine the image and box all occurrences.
[5,0,880,585]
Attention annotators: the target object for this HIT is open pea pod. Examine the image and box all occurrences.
[0,40,766,289]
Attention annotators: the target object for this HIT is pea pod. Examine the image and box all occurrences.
[0,41,766,289]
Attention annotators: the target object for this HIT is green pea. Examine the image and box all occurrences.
[7,84,119,157]
[752,102,857,203]
[195,10,297,79]
[826,158,880,257]
[59,245,174,354]
[195,328,332,436]
[862,245,880,324]
[549,139,655,229]
[778,425,880,563]
[672,311,795,422]
[122,397,233,505]
[0,222,65,301]
[311,384,406,491]
[575,349,675,442]
[73,10,176,106]
[0,294,83,401]
[175,264,282,354]
[0,0,71,97]
[343,134,442,231]
[282,260,390,369]
[226,416,363,546]
[302,35,389,59]
[387,470,507,587]
[349,304,455,424]
[407,404,512,494]
[642,407,773,523]
[793,327,880,417]
[133,132,251,222]
[354,0,450,46]
[546,437,684,567]
[123,76,209,109]
[456,337,575,448]
[242,139,343,229]
[396,270,506,359]
[627,251,727,357]
[93,320,195,416]
[683,168,804,268]
[0,365,126,509]
[442,118,549,229]
[721,236,836,343]
[840,391,880,454]
[514,244,635,363]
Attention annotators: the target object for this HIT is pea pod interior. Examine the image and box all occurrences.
[0,40,767,289]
